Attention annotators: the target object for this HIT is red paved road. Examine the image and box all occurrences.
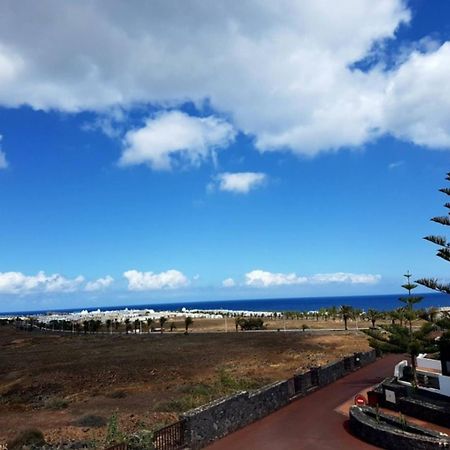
[207,354,404,450]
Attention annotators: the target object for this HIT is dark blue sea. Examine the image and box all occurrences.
[1,293,449,316]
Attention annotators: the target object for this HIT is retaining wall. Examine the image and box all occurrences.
[182,349,376,449]
[349,405,450,449]
[377,378,450,428]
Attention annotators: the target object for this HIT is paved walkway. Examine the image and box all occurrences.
[206,354,405,450]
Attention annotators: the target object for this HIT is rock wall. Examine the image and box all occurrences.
[182,350,376,449]
[349,405,450,449]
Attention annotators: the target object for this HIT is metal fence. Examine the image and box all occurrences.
[105,444,128,450]
[153,420,186,450]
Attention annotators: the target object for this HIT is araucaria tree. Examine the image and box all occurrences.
[399,271,423,383]
[416,172,450,294]
[400,271,423,334]
[416,172,450,375]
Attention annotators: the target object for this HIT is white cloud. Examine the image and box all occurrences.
[382,42,450,148]
[2,2,450,156]
[245,270,307,287]
[0,271,84,294]
[309,272,381,284]
[388,161,404,170]
[222,277,236,288]
[124,269,190,291]
[5,1,447,157]
[119,111,235,170]
[0,136,8,169]
[214,172,267,194]
[245,270,380,287]
[85,275,114,291]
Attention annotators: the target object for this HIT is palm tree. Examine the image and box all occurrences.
[106,319,112,334]
[147,318,154,333]
[319,307,328,321]
[339,305,353,331]
[390,308,405,326]
[353,308,363,330]
[159,316,167,333]
[367,309,381,329]
[329,306,338,321]
[185,316,193,333]
[124,318,131,334]
[94,320,102,333]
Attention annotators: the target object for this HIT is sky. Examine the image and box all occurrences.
[0,0,450,312]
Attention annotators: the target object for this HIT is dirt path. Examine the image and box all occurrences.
[206,354,405,450]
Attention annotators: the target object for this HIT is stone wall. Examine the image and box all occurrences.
[377,378,450,428]
[349,405,450,449]
[182,380,291,449]
[317,359,346,386]
[182,350,376,449]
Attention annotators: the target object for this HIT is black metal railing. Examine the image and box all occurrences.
[153,420,186,450]
[105,443,128,450]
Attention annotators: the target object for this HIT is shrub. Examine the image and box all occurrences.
[105,411,125,445]
[127,430,155,450]
[238,317,265,330]
[74,414,107,428]
[44,397,69,410]
[7,428,46,449]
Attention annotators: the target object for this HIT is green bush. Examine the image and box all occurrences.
[44,396,69,410]
[238,317,265,330]
[105,411,124,445]
[74,414,107,428]
[127,430,155,450]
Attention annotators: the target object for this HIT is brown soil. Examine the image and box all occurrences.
[0,326,370,446]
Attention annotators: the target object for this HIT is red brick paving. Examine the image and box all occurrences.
[206,354,405,450]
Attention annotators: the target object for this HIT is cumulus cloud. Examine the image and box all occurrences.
[119,111,235,170]
[213,172,267,194]
[124,269,190,291]
[245,270,307,287]
[245,270,380,287]
[1,1,450,156]
[0,271,85,294]
[222,277,236,288]
[0,136,8,169]
[6,1,450,157]
[382,42,450,148]
[85,275,114,291]
[309,272,381,284]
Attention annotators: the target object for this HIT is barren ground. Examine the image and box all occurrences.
[0,325,370,446]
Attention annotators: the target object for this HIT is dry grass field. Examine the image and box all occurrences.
[0,325,370,446]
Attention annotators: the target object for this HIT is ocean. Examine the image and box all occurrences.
[2,292,449,316]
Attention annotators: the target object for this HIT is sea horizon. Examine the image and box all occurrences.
[2,292,449,316]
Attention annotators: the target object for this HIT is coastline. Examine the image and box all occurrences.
[1,292,448,317]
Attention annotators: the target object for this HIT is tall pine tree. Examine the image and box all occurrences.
[416,172,450,294]
[416,172,450,375]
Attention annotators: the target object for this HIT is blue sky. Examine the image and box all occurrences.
[0,0,449,312]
